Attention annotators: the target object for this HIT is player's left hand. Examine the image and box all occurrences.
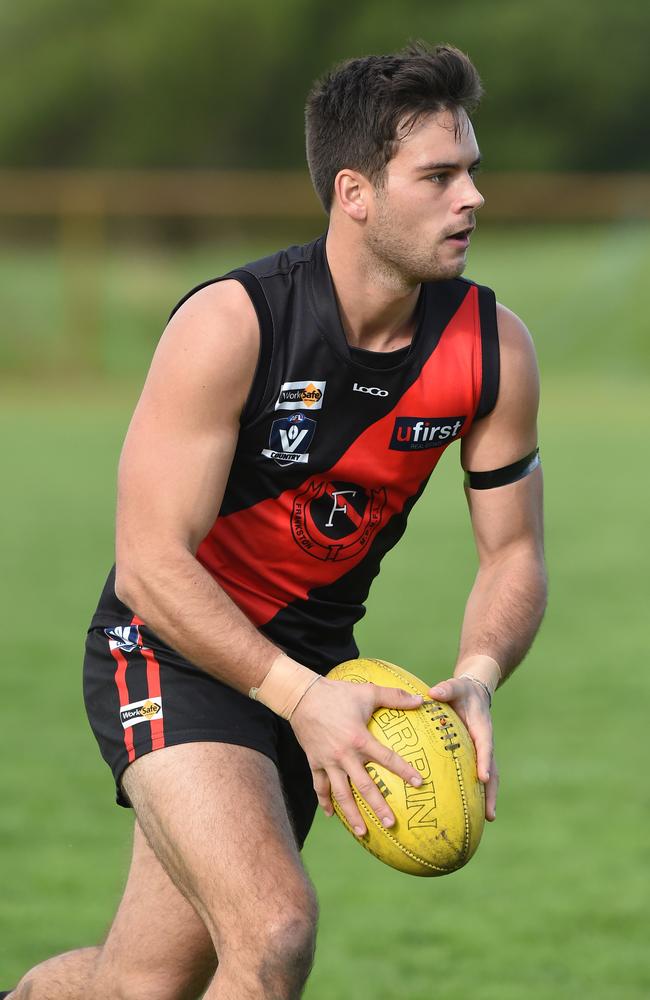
[427,676,498,822]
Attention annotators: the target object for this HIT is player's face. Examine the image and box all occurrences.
[365,108,484,283]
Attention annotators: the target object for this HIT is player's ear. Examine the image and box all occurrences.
[333,169,369,221]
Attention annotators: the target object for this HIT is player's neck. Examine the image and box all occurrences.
[325,229,420,353]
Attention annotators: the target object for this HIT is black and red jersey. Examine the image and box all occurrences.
[92,235,499,672]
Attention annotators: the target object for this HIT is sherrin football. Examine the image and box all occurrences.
[327,658,485,876]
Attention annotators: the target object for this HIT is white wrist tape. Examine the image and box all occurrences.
[249,653,321,720]
[455,654,502,698]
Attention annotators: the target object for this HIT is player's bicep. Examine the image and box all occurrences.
[461,304,543,562]
[116,280,259,561]
[465,465,544,564]
[461,304,539,473]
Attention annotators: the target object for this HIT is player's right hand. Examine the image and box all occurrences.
[428,674,499,821]
[290,679,424,836]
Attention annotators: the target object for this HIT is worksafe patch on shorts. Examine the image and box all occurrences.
[120,698,164,729]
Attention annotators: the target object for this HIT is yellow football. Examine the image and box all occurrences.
[327,657,485,876]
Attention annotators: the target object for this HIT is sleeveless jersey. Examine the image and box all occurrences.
[91,235,499,672]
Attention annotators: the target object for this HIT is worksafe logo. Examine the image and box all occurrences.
[275,380,326,411]
[291,479,386,561]
[262,413,317,467]
[120,698,163,729]
[389,416,466,451]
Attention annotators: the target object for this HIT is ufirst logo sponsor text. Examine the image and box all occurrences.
[389,415,466,451]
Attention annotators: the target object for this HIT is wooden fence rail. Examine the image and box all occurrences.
[1,169,647,376]
[1,170,649,223]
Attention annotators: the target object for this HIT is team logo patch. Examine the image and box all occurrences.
[389,416,466,451]
[104,625,141,652]
[291,479,386,561]
[261,413,317,467]
[120,698,163,729]
[275,379,326,411]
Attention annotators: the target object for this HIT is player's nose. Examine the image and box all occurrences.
[455,174,485,214]
[465,176,485,212]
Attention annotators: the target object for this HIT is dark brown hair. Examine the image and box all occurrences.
[305,42,483,212]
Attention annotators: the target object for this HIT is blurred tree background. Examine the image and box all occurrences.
[1,0,649,172]
[1,1,649,374]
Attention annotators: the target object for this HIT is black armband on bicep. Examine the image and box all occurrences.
[464,448,540,490]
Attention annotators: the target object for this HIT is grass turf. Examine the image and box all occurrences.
[0,226,648,996]
[0,375,647,998]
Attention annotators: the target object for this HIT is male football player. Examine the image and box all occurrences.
[10,42,546,999]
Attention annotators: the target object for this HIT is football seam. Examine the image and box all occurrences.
[333,797,452,873]
[368,658,472,864]
[352,790,458,873]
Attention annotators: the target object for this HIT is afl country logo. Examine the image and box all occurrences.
[261,413,317,467]
[291,479,386,561]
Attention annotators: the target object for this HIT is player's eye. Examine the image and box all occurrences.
[428,173,448,184]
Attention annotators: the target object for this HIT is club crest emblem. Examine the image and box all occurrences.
[291,479,386,561]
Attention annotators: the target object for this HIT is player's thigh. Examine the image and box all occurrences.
[94,818,216,995]
[121,741,318,954]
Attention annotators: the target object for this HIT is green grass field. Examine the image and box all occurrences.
[1,226,648,997]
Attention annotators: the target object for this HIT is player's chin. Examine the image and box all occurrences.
[430,258,467,282]
[424,246,469,282]
[448,262,468,280]
[444,245,470,274]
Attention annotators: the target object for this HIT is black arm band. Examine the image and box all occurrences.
[464,448,540,490]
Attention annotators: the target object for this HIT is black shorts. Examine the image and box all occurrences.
[83,624,318,848]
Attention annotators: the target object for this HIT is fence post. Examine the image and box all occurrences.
[59,177,106,374]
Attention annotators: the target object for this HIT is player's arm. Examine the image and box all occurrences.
[429,304,548,820]
[114,279,280,692]
[115,281,422,835]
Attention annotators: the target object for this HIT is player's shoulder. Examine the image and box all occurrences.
[160,278,259,385]
[461,298,540,464]
[445,277,538,383]
[495,301,539,384]
[495,302,534,347]
[168,277,258,333]
[239,235,322,280]
[147,277,260,403]
[166,234,323,332]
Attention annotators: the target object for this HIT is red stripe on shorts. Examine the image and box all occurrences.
[132,619,166,751]
[109,644,136,763]
[140,644,165,750]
